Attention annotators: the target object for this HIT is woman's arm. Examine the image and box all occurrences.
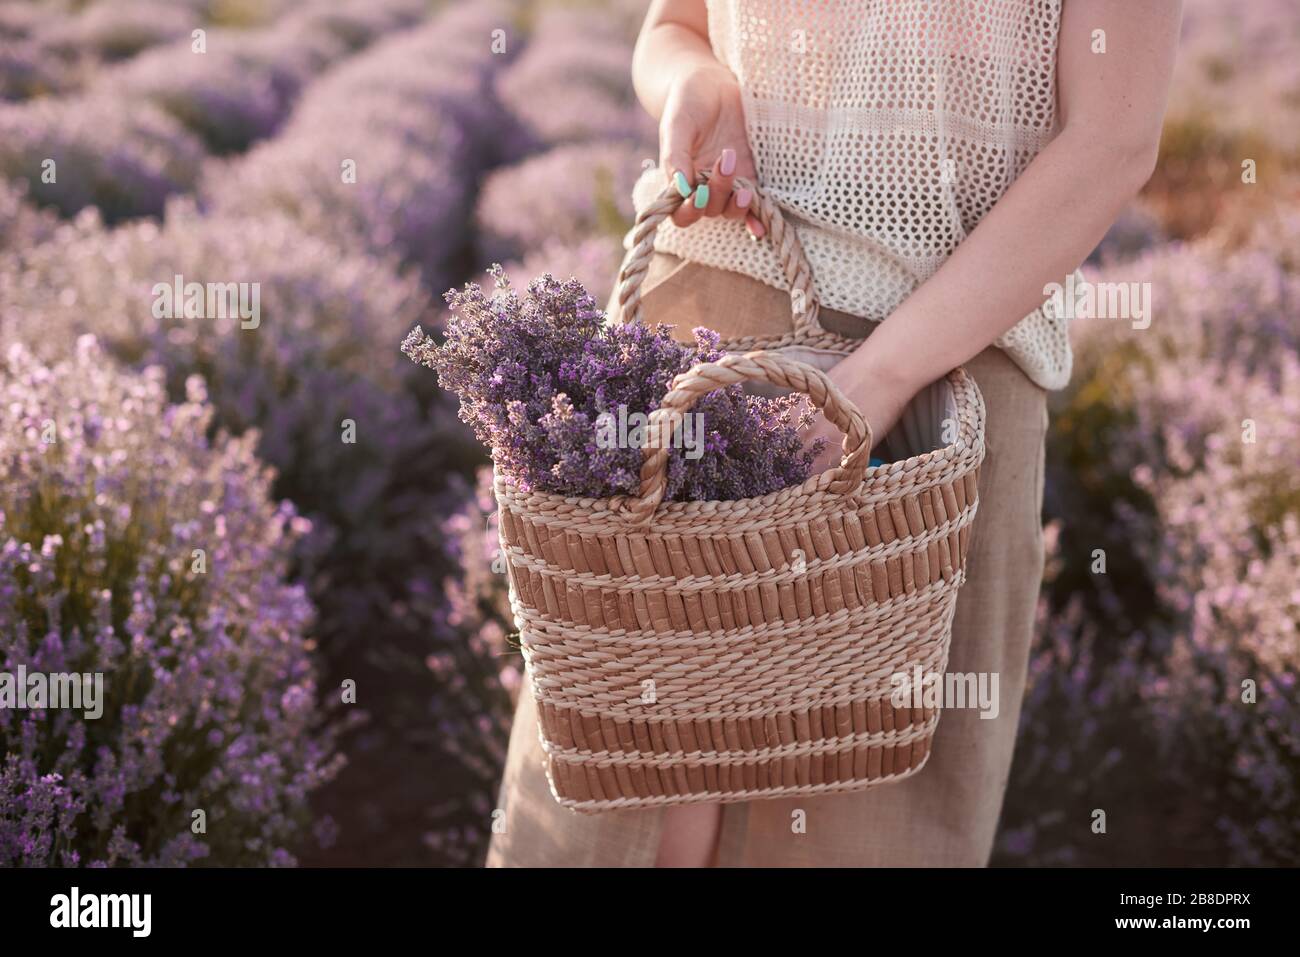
[632,0,763,234]
[631,0,717,119]
[812,0,1183,462]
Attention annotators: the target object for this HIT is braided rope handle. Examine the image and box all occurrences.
[615,173,825,339]
[619,351,874,524]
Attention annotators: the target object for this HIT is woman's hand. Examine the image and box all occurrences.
[801,352,921,476]
[658,64,765,237]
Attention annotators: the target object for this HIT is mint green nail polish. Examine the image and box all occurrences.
[694,184,710,208]
[673,171,691,198]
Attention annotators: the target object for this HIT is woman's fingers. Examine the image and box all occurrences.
[702,148,735,217]
[670,148,737,227]
[722,185,749,220]
[663,144,763,234]
[669,160,705,227]
[671,179,705,227]
[661,110,703,227]
[722,183,765,239]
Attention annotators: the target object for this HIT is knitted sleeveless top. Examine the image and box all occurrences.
[630,0,1076,390]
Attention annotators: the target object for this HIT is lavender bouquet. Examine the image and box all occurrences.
[402,267,823,503]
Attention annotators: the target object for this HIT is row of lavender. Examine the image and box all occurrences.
[0,0,428,223]
[1,0,523,865]
[993,0,1300,865]
[997,214,1300,865]
[0,0,280,101]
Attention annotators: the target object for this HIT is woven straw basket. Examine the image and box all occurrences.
[495,176,986,812]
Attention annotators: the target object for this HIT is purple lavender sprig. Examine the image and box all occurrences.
[403,267,822,502]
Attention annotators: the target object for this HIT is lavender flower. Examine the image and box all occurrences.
[0,336,341,866]
[403,268,821,502]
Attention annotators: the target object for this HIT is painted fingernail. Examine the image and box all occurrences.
[735,187,752,208]
[747,218,766,240]
[673,170,692,198]
[694,184,710,208]
[719,148,736,176]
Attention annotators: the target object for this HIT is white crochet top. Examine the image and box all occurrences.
[631,0,1076,390]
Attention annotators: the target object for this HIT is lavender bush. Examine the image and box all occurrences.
[277,0,428,52]
[496,10,655,147]
[113,29,344,154]
[0,36,72,100]
[417,469,516,865]
[403,267,821,502]
[1171,0,1300,156]
[0,178,58,254]
[205,2,527,288]
[14,0,532,865]
[997,210,1300,865]
[0,0,192,102]
[0,95,205,221]
[38,0,195,64]
[0,0,421,212]
[0,202,475,663]
[475,140,644,263]
[0,336,341,866]
[0,2,51,39]
[1114,262,1300,864]
[390,350,513,832]
[1145,0,1300,238]
[503,235,625,305]
[1086,202,1167,266]
[114,0,427,155]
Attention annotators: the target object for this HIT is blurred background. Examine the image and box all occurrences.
[0,0,1296,867]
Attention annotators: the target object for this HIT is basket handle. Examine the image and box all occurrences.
[614,173,827,340]
[618,351,874,524]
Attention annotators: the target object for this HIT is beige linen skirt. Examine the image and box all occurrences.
[485,255,1048,867]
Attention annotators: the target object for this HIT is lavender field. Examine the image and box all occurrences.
[1,0,1297,867]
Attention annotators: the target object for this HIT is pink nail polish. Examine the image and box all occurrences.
[735,187,752,208]
[719,148,736,176]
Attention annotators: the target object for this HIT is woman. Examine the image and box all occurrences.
[487,0,1181,867]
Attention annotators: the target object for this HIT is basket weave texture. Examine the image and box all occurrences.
[495,176,987,812]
